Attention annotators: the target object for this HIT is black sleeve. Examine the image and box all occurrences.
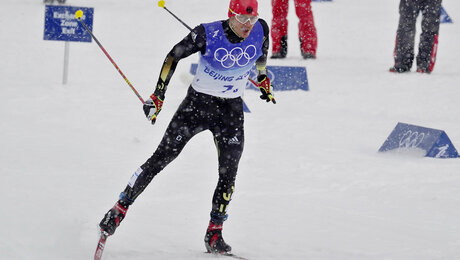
[170,25,207,59]
[255,18,270,73]
[152,25,207,100]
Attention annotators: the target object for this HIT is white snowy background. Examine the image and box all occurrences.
[1,0,460,259]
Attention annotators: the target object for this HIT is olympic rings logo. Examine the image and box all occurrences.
[214,45,257,68]
[399,130,425,149]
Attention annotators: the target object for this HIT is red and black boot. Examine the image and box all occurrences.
[99,201,129,236]
[204,221,232,254]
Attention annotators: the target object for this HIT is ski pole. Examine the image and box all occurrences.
[75,10,145,104]
[156,1,275,103]
[248,78,259,87]
[157,0,192,31]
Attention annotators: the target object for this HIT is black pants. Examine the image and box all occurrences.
[393,0,442,72]
[122,86,244,224]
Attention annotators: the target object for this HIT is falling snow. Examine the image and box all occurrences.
[1,0,460,259]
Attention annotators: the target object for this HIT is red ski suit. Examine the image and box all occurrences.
[271,0,317,55]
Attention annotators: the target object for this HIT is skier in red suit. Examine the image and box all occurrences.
[271,0,317,59]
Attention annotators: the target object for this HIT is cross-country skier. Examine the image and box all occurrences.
[98,0,274,255]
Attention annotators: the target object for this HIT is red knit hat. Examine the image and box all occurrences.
[228,0,258,17]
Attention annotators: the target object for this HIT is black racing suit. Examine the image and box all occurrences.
[119,19,270,224]
[392,0,442,72]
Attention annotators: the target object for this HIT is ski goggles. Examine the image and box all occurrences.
[229,9,259,25]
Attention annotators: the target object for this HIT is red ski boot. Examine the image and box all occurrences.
[204,221,232,254]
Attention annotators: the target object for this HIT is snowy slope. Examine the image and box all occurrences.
[1,0,460,259]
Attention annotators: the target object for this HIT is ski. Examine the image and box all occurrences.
[94,231,108,260]
[222,253,249,260]
[205,252,249,260]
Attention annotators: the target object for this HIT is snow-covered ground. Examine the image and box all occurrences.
[1,0,460,259]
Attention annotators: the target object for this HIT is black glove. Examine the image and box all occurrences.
[257,74,276,104]
[143,94,164,125]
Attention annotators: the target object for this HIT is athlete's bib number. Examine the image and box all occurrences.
[223,85,238,93]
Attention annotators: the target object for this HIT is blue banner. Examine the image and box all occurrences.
[249,65,309,91]
[440,6,453,24]
[44,5,94,42]
[379,122,459,159]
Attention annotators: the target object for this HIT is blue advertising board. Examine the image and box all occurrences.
[249,65,309,91]
[440,6,453,24]
[378,122,459,159]
[44,5,94,42]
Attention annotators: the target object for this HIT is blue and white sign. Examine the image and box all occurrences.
[378,122,459,159]
[248,65,309,91]
[44,5,94,42]
[440,6,453,24]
